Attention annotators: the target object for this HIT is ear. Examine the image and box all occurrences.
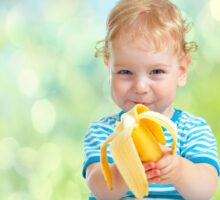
[177,55,191,87]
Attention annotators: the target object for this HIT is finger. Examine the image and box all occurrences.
[159,162,173,176]
[146,169,160,179]
[156,153,172,169]
[143,162,157,171]
[159,156,182,183]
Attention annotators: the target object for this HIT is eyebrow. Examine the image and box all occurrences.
[113,64,128,68]
[148,63,169,67]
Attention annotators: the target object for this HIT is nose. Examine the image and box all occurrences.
[133,77,150,95]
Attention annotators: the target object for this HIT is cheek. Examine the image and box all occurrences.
[111,79,122,98]
[111,79,126,94]
[111,80,132,104]
[152,82,176,100]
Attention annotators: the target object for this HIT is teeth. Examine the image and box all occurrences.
[100,104,177,199]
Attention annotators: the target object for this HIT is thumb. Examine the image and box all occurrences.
[158,143,172,154]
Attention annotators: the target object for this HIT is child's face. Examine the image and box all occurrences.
[106,36,189,117]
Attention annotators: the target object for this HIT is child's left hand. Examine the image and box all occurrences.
[143,151,182,184]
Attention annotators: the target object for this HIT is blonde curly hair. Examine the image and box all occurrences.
[95,0,197,59]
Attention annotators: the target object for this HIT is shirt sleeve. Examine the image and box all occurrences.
[82,121,114,178]
[180,118,220,176]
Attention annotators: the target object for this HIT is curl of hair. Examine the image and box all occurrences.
[95,0,197,58]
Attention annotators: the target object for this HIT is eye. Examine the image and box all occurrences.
[150,69,165,75]
[118,70,132,75]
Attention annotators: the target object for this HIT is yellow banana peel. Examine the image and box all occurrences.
[100,104,177,199]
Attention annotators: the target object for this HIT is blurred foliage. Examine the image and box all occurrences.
[0,0,219,199]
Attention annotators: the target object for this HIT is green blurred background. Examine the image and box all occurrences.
[0,0,219,199]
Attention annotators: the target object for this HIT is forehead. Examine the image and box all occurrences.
[109,35,178,66]
[110,34,175,57]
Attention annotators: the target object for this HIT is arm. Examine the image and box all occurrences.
[86,162,129,200]
[144,153,219,200]
[173,157,218,200]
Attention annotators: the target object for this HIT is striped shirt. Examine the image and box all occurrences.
[82,109,220,199]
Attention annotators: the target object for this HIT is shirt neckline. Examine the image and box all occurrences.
[171,108,182,123]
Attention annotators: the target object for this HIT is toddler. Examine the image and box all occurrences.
[83,0,220,199]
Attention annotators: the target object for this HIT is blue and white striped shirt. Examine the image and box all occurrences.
[82,109,220,199]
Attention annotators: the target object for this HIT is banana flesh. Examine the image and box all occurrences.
[100,104,177,199]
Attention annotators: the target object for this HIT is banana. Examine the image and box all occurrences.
[100,104,177,199]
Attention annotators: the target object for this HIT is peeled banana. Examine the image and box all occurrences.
[100,104,177,199]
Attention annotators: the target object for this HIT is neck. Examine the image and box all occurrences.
[162,106,174,119]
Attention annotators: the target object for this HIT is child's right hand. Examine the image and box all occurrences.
[143,149,183,185]
[143,146,171,183]
[143,161,161,183]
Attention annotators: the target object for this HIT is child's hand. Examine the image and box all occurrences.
[143,150,182,184]
[156,152,182,184]
[143,161,161,183]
